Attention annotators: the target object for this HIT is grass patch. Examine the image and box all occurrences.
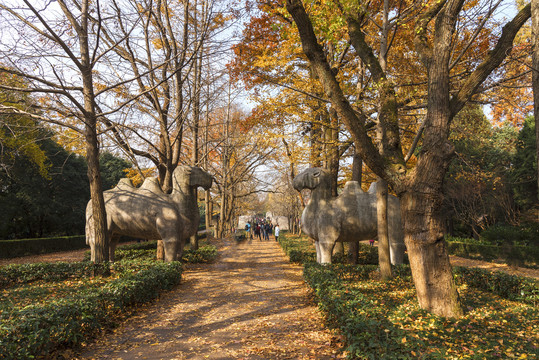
[278,233,539,359]
[0,241,218,359]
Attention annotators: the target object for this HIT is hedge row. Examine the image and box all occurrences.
[303,263,538,359]
[277,234,379,265]
[277,233,316,263]
[0,241,219,359]
[81,241,218,263]
[447,241,538,268]
[0,260,182,359]
[0,230,212,260]
[276,233,538,304]
[0,236,87,259]
[0,261,99,288]
[453,266,538,305]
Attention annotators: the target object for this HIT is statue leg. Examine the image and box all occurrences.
[176,240,186,260]
[109,234,120,262]
[318,241,334,264]
[315,241,321,263]
[163,239,179,262]
[388,210,405,265]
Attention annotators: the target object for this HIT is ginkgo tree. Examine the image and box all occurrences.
[282,0,531,317]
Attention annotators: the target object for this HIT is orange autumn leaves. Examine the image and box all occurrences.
[231,0,532,173]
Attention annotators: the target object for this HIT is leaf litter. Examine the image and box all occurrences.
[75,237,346,359]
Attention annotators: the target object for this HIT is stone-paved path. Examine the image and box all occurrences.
[75,238,345,360]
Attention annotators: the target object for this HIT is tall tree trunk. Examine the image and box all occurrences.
[532,0,539,201]
[401,185,462,317]
[376,0,393,279]
[86,123,109,263]
[327,107,340,197]
[310,115,322,167]
[218,188,226,238]
[348,150,362,264]
[400,0,464,316]
[78,1,109,264]
[188,0,203,251]
[376,178,392,279]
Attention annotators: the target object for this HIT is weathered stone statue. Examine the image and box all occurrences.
[86,165,212,262]
[293,167,405,264]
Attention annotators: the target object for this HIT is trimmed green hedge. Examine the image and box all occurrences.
[81,240,218,263]
[0,260,182,359]
[303,263,538,359]
[447,241,539,268]
[480,223,539,247]
[277,233,379,265]
[0,230,211,260]
[453,266,538,305]
[0,236,87,259]
[277,233,317,263]
[278,233,538,304]
[280,232,538,359]
[0,261,99,288]
[0,241,218,359]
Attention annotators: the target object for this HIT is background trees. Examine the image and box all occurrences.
[0,0,141,262]
[0,124,132,239]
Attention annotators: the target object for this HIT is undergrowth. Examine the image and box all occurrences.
[278,233,539,359]
[0,241,218,359]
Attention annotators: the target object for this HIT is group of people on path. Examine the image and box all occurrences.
[244,219,280,241]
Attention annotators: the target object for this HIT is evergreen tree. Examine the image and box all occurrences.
[511,117,537,210]
[99,152,132,190]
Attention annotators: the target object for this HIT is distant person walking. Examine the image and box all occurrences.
[274,224,280,241]
[254,224,261,240]
[261,222,267,241]
[264,223,271,241]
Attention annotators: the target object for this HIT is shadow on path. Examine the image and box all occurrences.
[77,238,344,360]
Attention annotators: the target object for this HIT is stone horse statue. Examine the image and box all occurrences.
[293,167,405,264]
[86,165,212,262]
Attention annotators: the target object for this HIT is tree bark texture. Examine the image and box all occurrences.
[348,151,362,264]
[376,178,392,279]
[86,123,109,263]
[156,241,165,261]
[78,0,109,263]
[532,0,539,201]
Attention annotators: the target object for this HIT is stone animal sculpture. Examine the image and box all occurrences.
[86,165,212,262]
[293,167,405,264]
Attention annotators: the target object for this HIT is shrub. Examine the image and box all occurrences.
[278,233,388,266]
[182,245,218,263]
[277,234,317,263]
[0,260,182,359]
[0,240,218,358]
[303,263,537,359]
[454,266,538,306]
[446,240,538,268]
[0,236,87,259]
[82,240,218,263]
[480,223,539,246]
[0,262,100,288]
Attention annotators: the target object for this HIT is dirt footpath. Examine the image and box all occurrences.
[76,238,345,360]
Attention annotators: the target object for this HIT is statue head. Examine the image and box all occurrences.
[174,165,212,190]
[293,167,330,191]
